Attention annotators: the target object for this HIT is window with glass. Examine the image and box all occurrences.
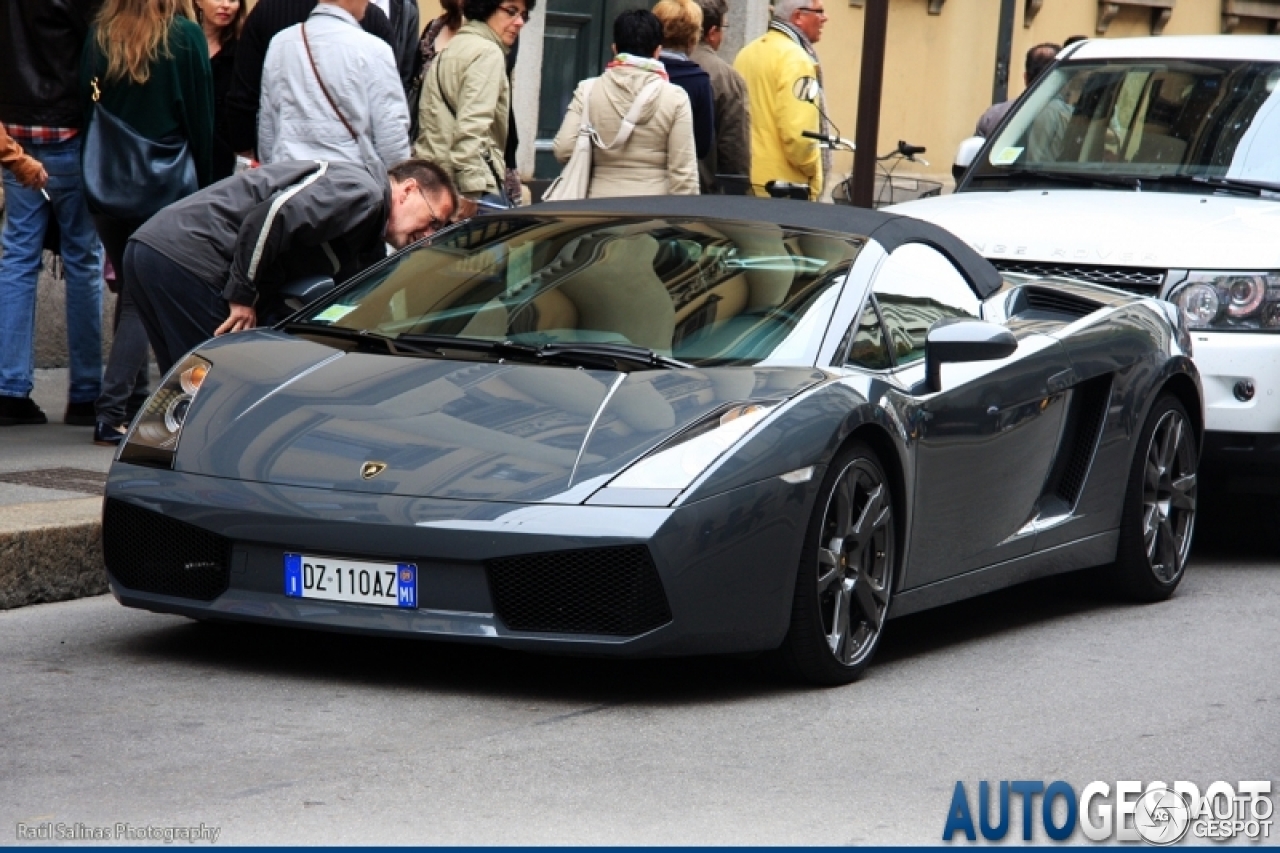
[296,215,863,368]
[871,244,981,367]
[972,58,1280,187]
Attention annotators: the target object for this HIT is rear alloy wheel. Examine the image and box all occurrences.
[781,442,896,685]
[1113,394,1198,602]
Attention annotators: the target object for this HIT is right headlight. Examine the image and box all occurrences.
[118,354,211,469]
[1171,272,1280,331]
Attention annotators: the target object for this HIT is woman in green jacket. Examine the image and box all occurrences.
[80,0,213,445]
[413,0,531,203]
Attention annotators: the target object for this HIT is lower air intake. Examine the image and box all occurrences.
[486,545,672,636]
[103,498,231,601]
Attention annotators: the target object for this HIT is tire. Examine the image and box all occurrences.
[1111,393,1198,602]
[779,441,897,686]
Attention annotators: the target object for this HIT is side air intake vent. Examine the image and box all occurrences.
[1043,376,1113,507]
[1021,287,1103,319]
[486,545,672,636]
[103,499,232,600]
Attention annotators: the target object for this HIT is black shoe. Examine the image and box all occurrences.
[0,395,48,426]
[64,401,96,426]
[93,421,128,446]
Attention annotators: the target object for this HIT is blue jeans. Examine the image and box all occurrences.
[0,136,103,403]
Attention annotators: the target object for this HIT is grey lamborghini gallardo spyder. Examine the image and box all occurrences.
[103,196,1201,685]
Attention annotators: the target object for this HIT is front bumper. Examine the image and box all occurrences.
[1192,331,1280,435]
[103,465,814,657]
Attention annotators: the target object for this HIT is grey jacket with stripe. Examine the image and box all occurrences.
[131,159,390,307]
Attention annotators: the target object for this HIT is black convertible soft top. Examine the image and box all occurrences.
[516,196,1004,300]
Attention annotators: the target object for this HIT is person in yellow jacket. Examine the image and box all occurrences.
[733,0,828,200]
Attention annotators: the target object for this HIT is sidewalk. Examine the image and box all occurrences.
[0,368,118,609]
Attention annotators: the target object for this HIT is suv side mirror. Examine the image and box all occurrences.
[952,136,985,183]
[925,318,1017,392]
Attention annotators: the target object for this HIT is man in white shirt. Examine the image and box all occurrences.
[258,0,410,174]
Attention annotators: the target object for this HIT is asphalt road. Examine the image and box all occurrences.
[3,495,1277,845]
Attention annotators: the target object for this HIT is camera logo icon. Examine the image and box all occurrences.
[1134,786,1192,845]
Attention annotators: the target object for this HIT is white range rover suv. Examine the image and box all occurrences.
[893,36,1280,492]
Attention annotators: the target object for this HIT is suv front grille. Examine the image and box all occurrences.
[995,260,1166,295]
[102,499,231,600]
[486,545,672,636]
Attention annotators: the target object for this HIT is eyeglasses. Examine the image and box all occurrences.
[796,6,827,15]
[497,4,530,22]
[417,187,447,235]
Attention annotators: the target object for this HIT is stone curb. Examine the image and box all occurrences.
[0,497,108,610]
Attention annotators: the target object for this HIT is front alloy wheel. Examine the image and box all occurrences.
[781,442,896,685]
[1113,394,1197,601]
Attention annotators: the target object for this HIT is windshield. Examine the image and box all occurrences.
[295,215,862,367]
[973,58,1280,188]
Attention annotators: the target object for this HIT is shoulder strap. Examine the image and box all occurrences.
[600,77,664,151]
[301,23,359,144]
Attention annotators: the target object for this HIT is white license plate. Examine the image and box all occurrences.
[284,554,417,608]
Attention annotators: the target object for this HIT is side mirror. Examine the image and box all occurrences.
[792,76,821,103]
[279,275,337,311]
[925,318,1017,392]
[952,136,985,183]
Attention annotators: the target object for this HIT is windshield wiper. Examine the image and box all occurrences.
[1132,173,1280,197]
[537,342,690,371]
[287,325,688,371]
[977,169,1141,190]
[394,334,689,371]
[283,322,423,354]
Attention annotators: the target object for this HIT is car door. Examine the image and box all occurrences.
[867,244,1072,589]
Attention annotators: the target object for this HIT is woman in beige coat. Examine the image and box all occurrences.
[552,10,698,198]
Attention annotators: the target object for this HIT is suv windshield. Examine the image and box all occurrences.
[971,57,1280,189]
[295,215,862,367]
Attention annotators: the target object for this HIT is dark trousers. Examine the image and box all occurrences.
[127,241,227,375]
[93,215,150,428]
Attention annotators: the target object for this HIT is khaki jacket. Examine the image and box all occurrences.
[413,20,508,196]
[552,64,698,198]
[733,29,822,198]
[0,125,42,187]
[691,42,751,191]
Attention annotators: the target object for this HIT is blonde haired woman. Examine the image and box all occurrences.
[652,0,714,162]
[80,0,213,445]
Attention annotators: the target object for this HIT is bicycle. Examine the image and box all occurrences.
[812,132,941,208]
[759,132,941,208]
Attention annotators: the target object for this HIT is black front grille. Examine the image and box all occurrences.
[486,545,672,636]
[103,499,231,600]
[996,260,1166,294]
[1022,287,1103,319]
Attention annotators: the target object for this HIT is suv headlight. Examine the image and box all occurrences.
[118,354,211,468]
[1171,272,1280,331]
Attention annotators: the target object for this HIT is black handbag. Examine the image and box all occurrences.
[81,77,197,221]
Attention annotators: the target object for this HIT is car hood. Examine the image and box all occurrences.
[177,332,825,504]
[890,190,1280,271]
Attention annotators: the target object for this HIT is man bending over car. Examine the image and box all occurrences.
[127,158,457,373]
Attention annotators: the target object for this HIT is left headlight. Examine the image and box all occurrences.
[607,403,775,492]
[118,354,211,468]
[1171,272,1280,331]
